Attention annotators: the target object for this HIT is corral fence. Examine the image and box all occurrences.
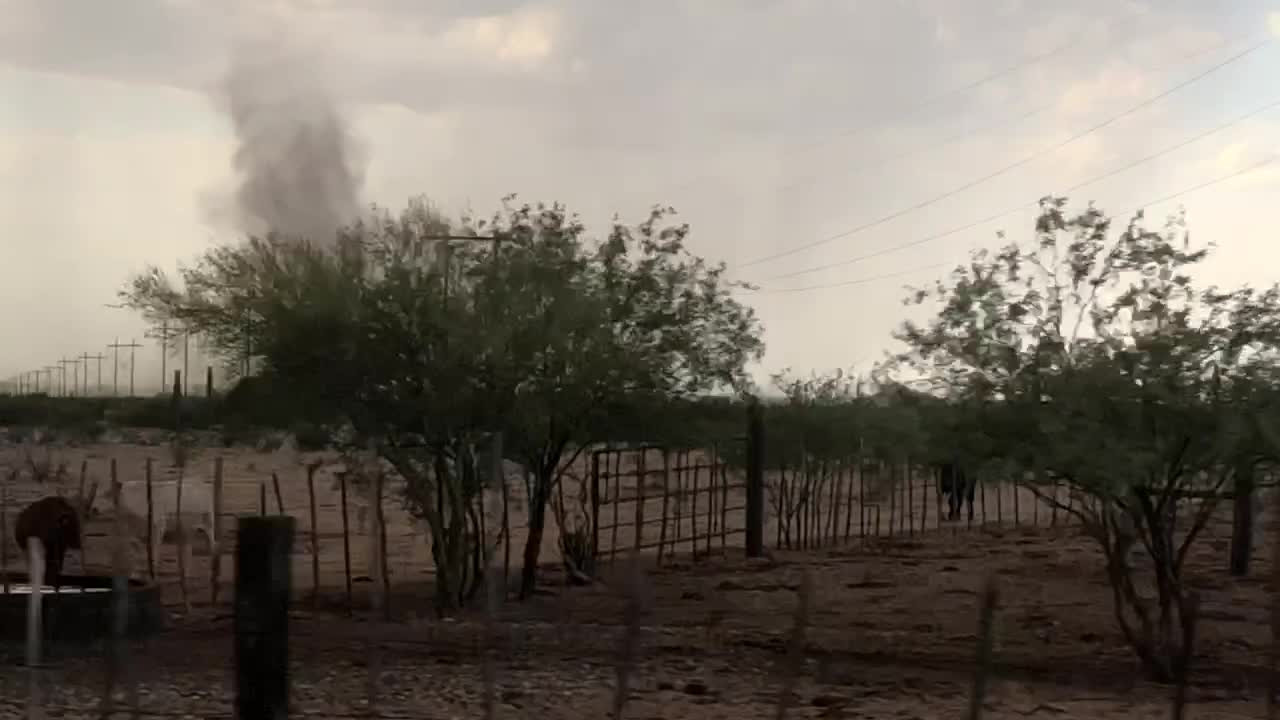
[0,403,1271,717]
[580,420,1095,567]
[0,450,516,618]
[587,442,748,566]
[0,408,1264,616]
[585,410,1271,562]
[765,457,1086,551]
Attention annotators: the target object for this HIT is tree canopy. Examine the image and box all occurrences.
[120,195,765,603]
[885,196,1280,680]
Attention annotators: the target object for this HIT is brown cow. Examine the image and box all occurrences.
[14,495,84,591]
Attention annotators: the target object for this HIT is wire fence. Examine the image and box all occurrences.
[765,460,1087,551]
[0,438,1276,717]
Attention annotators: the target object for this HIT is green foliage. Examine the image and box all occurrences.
[888,197,1280,681]
[118,194,765,607]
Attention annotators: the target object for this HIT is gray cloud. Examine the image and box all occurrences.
[1,0,1275,384]
[2,1,1261,153]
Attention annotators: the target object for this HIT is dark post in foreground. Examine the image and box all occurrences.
[745,397,765,558]
[235,516,295,720]
[1229,458,1254,576]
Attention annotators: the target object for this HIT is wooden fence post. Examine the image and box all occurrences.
[657,451,671,565]
[745,398,765,558]
[176,470,189,613]
[1231,458,1256,577]
[590,451,601,564]
[634,449,647,555]
[211,457,224,606]
[1,474,9,595]
[271,472,285,515]
[339,473,353,615]
[375,472,390,621]
[145,458,155,580]
[306,464,321,608]
[235,516,294,720]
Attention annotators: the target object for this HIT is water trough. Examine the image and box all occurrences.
[0,573,165,647]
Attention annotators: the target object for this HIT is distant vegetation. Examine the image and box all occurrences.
[0,375,343,446]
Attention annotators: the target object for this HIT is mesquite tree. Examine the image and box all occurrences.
[890,197,1280,681]
[120,195,762,606]
[479,201,763,597]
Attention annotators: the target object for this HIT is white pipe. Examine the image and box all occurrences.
[26,537,45,720]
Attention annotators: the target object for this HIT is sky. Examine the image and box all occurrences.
[1,0,1279,395]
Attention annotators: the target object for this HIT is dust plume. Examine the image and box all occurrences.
[210,38,366,245]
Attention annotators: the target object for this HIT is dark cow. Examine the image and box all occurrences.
[937,460,976,522]
[14,495,84,591]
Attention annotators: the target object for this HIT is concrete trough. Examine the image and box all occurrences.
[0,573,165,647]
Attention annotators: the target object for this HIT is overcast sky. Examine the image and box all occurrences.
[2,0,1278,395]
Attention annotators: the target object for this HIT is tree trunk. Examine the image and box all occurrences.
[520,477,550,600]
[1230,460,1255,577]
[1100,503,1193,684]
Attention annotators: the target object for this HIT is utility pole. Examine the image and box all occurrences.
[57,358,72,397]
[61,357,82,397]
[149,320,181,395]
[82,353,106,396]
[79,352,91,396]
[127,338,139,396]
[41,366,57,396]
[107,338,139,396]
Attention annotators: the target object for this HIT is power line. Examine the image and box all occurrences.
[792,6,1157,156]
[662,3,1158,199]
[743,262,950,295]
[749,154,1278,295]
[734,36,1275,270]
[758,92,1280,283]
[777,25,1269,199]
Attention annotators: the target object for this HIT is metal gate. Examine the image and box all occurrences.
[589,443,747,565]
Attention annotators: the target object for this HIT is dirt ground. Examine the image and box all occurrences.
[0,439,1275,717]
[0,440,1059,609]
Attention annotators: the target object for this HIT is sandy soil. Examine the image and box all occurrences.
[0,440,1274,718]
